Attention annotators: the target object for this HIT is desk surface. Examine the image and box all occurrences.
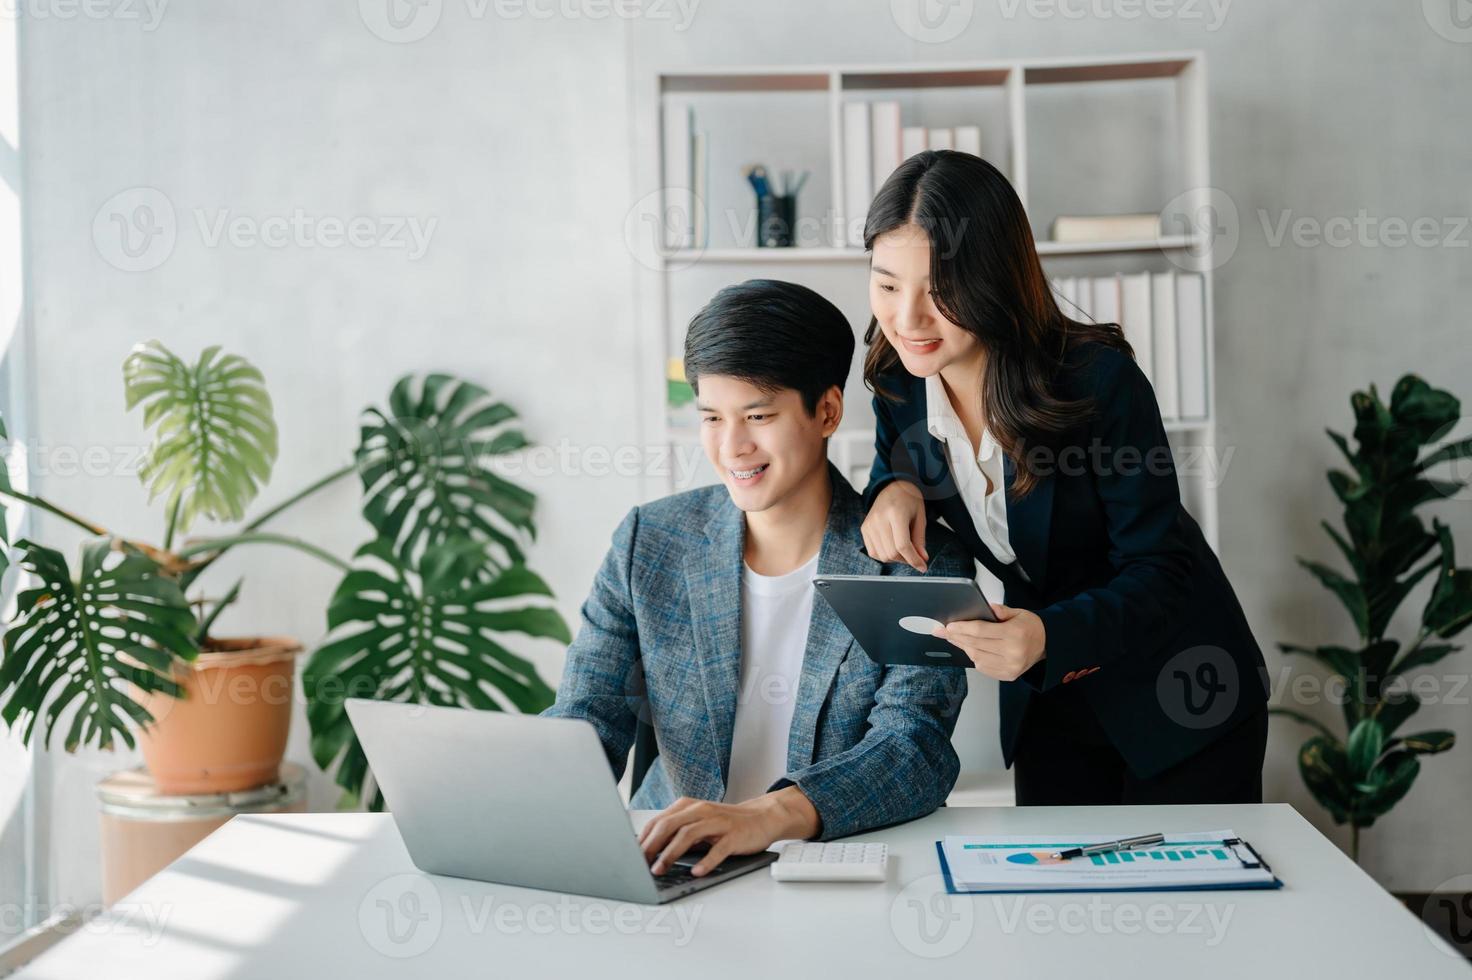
[17,804,1469,979]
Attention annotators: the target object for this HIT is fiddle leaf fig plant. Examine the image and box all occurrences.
[0,344,567,769]
[1274,375,1472,861]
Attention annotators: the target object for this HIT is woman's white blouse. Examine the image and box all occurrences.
[924,373,1030,588]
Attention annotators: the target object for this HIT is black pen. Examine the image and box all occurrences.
[1051,833,1165,861]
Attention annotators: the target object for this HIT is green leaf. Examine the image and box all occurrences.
[1296,559,1369,637]
[1350,386,1395,467]
[1424,519,1472,638]
[1346,639,1399,704]
[1354,750,1420,825]
[1298,736,1352,824]
[1345,717,1384,781]
[1388,374,1459,444]
[1416,435,1472,475]
[123,341,279,534]
[303,537,567,811]
[1326,428,1360,472]
[1267,707,1335,740]
[1367,554,1439,642]
[1390,729,1455,756]
[1319,521,1364,580]
[1368,692,1419,739]
[1326,469,1364,504]
[0,538,198,751]
[356,374,536,573]
[1387,641,1459,678]
[1278,642,1358,678]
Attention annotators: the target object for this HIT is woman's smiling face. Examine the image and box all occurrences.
[868,222,980,377]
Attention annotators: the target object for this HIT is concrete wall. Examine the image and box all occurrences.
[7,0,1470,914]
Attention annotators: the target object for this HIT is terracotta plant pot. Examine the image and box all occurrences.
[135,636,304,795]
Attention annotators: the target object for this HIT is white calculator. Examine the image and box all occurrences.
[770,841,889,882]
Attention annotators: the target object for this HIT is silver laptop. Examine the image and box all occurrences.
[345,698,777,904]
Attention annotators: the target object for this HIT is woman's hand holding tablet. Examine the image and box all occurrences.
[813,575,998,669]
[929,603,1047,682]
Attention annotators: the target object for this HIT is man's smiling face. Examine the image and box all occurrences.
[695,374,840,514]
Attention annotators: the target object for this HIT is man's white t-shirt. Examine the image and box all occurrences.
[722,551,820,804]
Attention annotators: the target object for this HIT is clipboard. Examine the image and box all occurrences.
[934,836,1284,895]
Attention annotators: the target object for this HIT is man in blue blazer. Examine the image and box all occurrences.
[545,279,969,877]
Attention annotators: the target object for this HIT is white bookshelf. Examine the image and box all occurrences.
[631,51,1220,548]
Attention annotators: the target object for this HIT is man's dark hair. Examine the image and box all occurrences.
[683,279,855,415]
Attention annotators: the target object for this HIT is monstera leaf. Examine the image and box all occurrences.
[356,374,532,573]
[0,538,198,751]
[304,537,568,810]
[124,340,278,534]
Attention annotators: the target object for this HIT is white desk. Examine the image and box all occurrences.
[14,804,1469,978]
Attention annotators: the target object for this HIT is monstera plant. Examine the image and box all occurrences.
[303,375,570,811]
[0,342,292,754]
[0,344,566,802]
[1274,375,1472,861]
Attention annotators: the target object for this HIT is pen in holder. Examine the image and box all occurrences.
[746,164,808,248]
[757,194,796,248]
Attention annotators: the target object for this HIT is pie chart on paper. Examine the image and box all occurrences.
[1005,851,1070,866]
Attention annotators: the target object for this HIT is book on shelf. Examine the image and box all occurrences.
[691,129,708,249]
[839,100,990,246]
[1090,274,1121,330]
[1051,213,1161,244]
[1176,272,1208,419]
[954,125,982,156]
[901,126,927,161]
[870,101,902,194]
[1152,270,1180,420]
[1119,271,1153,382]
[1050,271,1207,425]
[1050,276,1076,312]
[660,98,695,249]
[842,101,872,248]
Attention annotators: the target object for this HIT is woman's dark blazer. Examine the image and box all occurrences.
[863,342,1268,780]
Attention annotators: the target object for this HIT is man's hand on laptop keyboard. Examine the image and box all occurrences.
[639,787,821,877]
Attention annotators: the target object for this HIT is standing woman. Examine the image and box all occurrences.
[859,150,1269,805]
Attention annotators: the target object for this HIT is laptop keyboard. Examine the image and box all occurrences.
[654,867,698,886]
[653,848,747,888]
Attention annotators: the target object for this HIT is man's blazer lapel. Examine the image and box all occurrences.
[788,472,879,769]
[683,498,744,798]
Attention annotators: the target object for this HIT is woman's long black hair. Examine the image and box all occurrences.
[861,150,1132,497]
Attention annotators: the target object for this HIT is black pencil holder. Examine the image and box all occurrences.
[757,194,796,247]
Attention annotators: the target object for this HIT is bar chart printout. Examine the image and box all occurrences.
[939,830,1280,892]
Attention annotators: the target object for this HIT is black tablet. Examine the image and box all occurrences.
[812,574,997,669]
